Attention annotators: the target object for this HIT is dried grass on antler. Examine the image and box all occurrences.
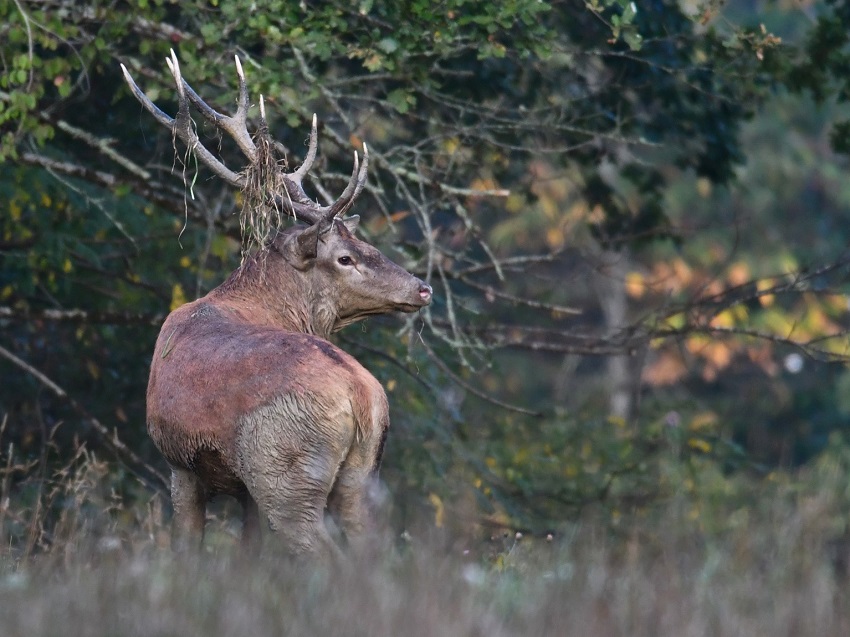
[240,95,285,258]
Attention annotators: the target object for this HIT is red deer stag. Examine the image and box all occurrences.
[121,51,432,557]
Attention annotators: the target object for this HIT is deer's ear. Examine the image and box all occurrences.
[294,223,322,264]
[341,215,360,234]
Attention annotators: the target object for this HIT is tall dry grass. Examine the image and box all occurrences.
[1,509,849,636]
[1,423,849,636]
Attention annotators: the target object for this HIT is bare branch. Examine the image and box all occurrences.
[0,306,165,326]
[392,165,510,198]
[458,275,582,316]
[417,336,543,417]
[53,119,151,180]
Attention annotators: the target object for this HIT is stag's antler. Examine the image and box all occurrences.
[120,49,368,227]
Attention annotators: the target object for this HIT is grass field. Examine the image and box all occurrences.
[2,500,849,635]
[2,441,850,635]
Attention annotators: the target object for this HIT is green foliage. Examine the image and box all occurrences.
[784,0,850,153]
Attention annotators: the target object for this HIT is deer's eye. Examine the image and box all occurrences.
[338,256,354,266]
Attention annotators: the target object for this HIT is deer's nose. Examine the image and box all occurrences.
[419,283,433,304]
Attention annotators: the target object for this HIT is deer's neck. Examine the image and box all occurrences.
[209,258,336,339]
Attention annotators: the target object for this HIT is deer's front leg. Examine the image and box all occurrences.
[327,439,385,547]
[240,494,261,553]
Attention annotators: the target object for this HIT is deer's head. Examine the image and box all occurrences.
[273,216,431,330]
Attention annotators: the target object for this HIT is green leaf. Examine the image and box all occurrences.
[200,23,220,44]
[387,88,412,113]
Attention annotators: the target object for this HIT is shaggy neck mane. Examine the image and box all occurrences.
[210,249,337,338]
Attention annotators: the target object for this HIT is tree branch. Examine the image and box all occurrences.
[0,305,165,326]
[417,336,543,417]
[52,118,151,180]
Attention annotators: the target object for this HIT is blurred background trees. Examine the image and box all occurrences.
[1,0,849,544]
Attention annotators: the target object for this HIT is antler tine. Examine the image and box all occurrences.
[291,114,319,181]
[120,63,175,129]
[350,141,369,202]
[121,54,244,188]
[179,54,258,163]
[258,95,267,128]
[322,143,369,219]
[159,50,245,188]
[324,148,366,220]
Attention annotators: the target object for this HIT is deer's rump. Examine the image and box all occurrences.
[146,302,364,494]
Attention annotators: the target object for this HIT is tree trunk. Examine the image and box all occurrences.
[592,247,635,422]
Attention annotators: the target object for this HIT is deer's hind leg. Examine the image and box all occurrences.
[244,451,346,561]
[262,467,343,561]
[235,397,351,561]
[170,467,207,551]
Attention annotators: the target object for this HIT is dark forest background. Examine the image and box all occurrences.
[2,0,850,558]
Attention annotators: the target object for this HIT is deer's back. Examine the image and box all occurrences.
[146,299,383,493]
